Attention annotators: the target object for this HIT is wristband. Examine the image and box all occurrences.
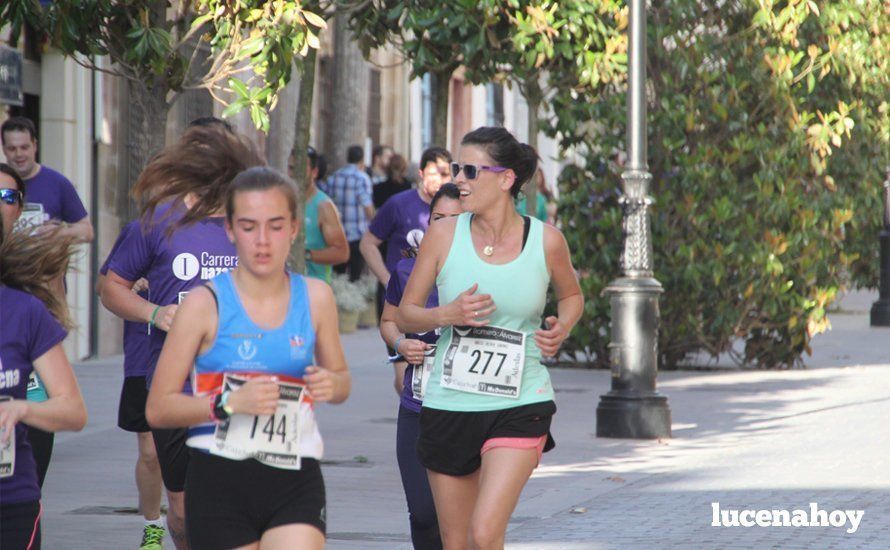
[208,394,219,422]
[394,335,404,354]
[149,305,161,326]
[148,305,161,335]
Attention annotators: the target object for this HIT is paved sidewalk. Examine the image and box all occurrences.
[40,291,890,548]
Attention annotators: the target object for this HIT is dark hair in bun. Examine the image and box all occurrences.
[460,127,538,197]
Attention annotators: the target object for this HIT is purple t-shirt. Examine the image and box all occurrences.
[105,203,237,386]
[23,165,89,224]
[101,221,151,378]
[384,257,440,413]
[0,286,68,504]
[368,189,430,275]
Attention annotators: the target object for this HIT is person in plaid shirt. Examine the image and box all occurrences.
[325,145,375,281]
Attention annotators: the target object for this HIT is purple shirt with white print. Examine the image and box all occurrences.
[385,257,440,413]
[101,221,151,378]
[368,189,431,275]
[22,165,88,225]
[105,202,237,387]
[0,286,68,504]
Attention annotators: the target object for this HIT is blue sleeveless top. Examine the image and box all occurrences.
[186,271,324,459]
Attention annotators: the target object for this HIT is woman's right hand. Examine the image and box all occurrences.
[227,377,280,416]
[153,304,179,332]
[443,283,496,327]
[0,399,28,444]
[397,338,429,365]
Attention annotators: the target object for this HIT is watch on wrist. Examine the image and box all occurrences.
[305,249,312,261]
[212,390,234,421]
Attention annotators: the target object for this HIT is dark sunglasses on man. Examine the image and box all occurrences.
[0,189,23,205]
[450,162,508,181]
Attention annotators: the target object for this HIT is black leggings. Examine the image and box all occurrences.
[0,500,42,550]
[27,427,54,488]
[397,406,442,550]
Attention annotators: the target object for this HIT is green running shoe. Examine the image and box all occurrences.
[139,523,166,550]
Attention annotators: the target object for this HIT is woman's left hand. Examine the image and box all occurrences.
[534,316,567,358]
[305,366,337,402]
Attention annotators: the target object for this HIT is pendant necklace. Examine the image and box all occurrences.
[478,215,517,257]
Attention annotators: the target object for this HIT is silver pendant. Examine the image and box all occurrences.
[483,245,494,256]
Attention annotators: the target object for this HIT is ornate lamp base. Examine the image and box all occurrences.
[870,300,890,326]
[596,276,671,439]
[597,392,671,439]
[871,229,890,327]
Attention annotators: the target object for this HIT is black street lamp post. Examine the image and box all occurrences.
[596,0,671,439]
[871,168,890,327]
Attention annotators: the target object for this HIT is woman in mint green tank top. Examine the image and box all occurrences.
[396,127,584,548]
[303,148,349,283]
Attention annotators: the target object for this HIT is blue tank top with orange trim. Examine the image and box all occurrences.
[186,271,324,459]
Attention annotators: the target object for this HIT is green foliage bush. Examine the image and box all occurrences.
[553,1,887,368]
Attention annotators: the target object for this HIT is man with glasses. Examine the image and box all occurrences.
[360,146,452,340]
[1,117,93,242]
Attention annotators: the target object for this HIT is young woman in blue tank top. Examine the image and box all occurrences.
[147,167,351,550]
[379,183,462,550]
[396,127,584,549]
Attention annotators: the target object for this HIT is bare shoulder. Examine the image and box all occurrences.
[318,200,339,219]
[541,222,568,252]
[175,284,218,334]
[179,284,217,313]
[423,215,459,246]
[304,276,335,309]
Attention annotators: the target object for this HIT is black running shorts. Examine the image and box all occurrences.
[417,400,556,476]
[185,451,326,549]
[118,376,151,433]
[151,427,189,492]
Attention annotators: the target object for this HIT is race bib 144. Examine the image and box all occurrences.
[212,375,305,470]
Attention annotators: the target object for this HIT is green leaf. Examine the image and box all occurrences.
[302,10,326,29]
[228,78,249,98]
[221,101,244,119]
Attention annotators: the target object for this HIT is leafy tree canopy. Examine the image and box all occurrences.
[554,0,887,368]
[2,0,327,130]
